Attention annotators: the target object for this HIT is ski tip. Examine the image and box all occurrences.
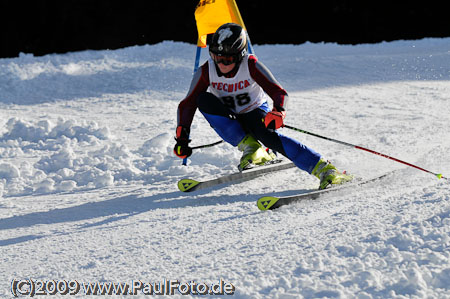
[178,179,200,192]
[257,196,279,211]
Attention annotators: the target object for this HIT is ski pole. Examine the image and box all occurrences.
[182,140,223,165]
[191,140,224,150]
[283,124,446,180]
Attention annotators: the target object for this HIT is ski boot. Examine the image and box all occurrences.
[237,135,277,171]
[312,158,353,190]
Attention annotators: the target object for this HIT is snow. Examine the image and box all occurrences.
[1,38,450,298]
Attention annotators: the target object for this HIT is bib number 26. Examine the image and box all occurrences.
[221,93,251,110]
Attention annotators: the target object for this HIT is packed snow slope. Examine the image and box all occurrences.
[1,38,450,298]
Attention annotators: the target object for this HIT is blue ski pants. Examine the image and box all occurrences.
[197,92,321,173]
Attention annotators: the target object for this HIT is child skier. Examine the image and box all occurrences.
[174,23,352,189]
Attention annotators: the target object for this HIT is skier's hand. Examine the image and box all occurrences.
[264,107,286,130]
[174,126,192,159]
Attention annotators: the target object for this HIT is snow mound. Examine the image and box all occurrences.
[0,118,179,196]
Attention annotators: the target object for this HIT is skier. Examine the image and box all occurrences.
[174,23,352,189]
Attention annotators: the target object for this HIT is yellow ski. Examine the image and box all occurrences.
[177,161,295,192]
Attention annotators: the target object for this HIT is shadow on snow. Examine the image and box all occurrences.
[0,185,312,246]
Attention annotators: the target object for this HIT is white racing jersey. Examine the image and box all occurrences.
[177,54,288,128]
[207,55,271,114]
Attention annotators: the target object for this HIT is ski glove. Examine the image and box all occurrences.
[264,106,286,130]
[174,125,192,159]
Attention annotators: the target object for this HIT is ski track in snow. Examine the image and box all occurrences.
[0,39,450,298]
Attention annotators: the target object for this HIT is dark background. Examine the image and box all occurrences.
[1,0,449,58]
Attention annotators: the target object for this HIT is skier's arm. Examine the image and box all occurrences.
[176,63,210,129]
[174,63,210,159]
[248,55,289,111]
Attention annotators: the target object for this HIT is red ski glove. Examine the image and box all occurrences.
[173,126,192,159]
[264,107,286,130]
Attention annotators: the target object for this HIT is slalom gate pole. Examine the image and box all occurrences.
[283,124,446,180]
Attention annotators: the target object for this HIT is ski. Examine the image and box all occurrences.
[178,161,296,192]
[257,172,392,210]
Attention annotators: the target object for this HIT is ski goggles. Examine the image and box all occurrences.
[210,52,237,65]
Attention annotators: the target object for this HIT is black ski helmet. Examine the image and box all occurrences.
[209,23,248,64]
